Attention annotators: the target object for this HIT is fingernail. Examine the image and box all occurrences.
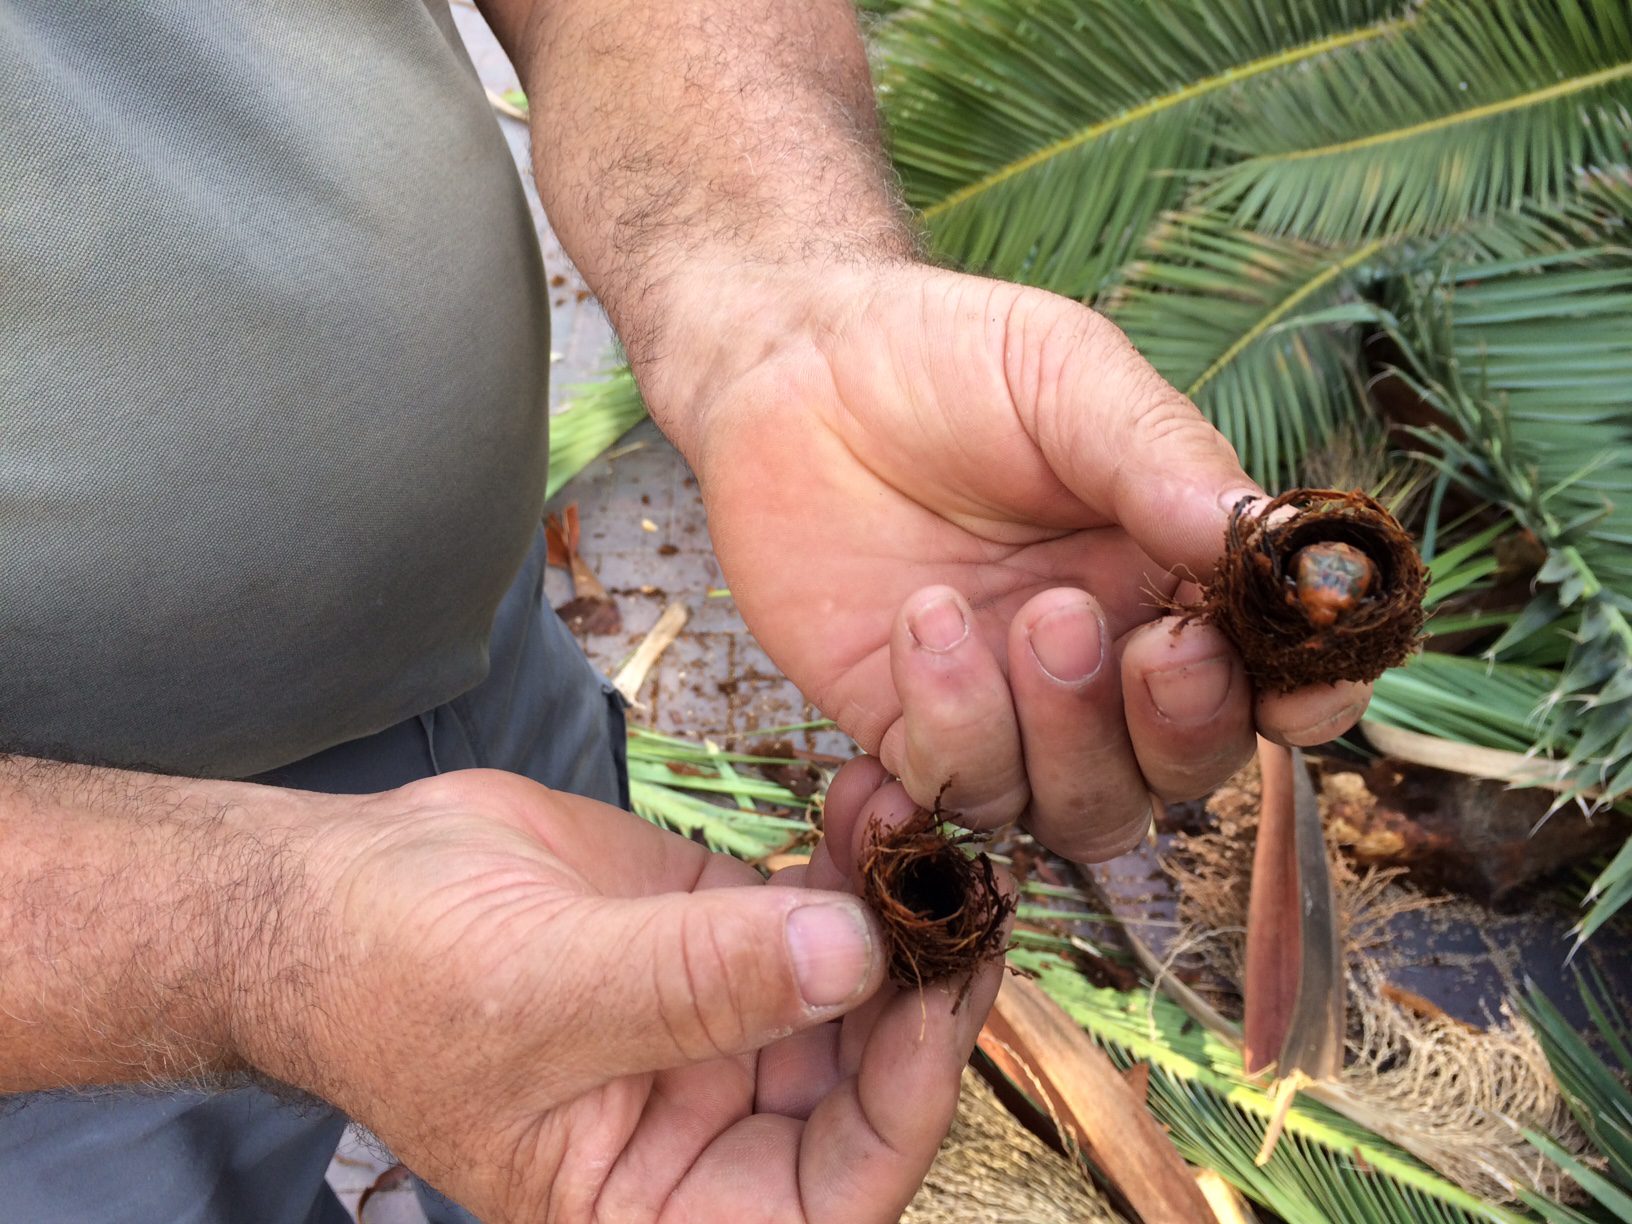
[908,596,967,653]
[1029,600,1105,683]
[787,902,873,1009]
[1146,656,1233,724]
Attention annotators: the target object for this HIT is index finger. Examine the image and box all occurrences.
[804,757,921,892]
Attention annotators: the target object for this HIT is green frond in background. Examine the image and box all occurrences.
[1367,652,1566,758]
[876,0,1411,300]
[1372,234,1632,935]
[1106,211,1393,482]
[1521,972,1632,1222]
[1015,948,1527,1224]
[1386,238,1632,593]
[625,727,818,859]
[546,367,648,499]
[1202,0,1632,243]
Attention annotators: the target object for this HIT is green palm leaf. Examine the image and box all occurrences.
[877,0,1412,298]
[625,727,817,858]
[1105,210,1394,482]
[546,367,648,499]
[1368,651,1568,755]
[1015,948,1527,1223]
[1204,0,1632,243]
[1425,207,1632,595]
[1384,235,1632,815]
[1367,228,1632,938]
[1520,974,1632,1221]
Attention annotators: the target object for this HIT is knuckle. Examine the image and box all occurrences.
[1110,359,1236,464]
[1001,292,1123,430]
[396,767,535,817]
[1119,389,1221,468]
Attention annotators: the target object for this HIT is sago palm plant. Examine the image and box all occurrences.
[879,0,1632,933]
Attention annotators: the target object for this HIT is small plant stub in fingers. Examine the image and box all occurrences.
[857,809,1014,1008]
[1187,488,1427,691]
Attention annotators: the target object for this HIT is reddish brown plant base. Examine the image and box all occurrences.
[857,810,1014,1008]
[1189,488,1428,691]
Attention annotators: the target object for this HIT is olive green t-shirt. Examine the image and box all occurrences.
[1,1,552,776]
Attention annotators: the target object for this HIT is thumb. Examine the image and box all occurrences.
[1012,289,1263,578]
[563,886,884,1076]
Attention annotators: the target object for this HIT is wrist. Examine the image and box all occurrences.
[195,782,355,1092]
[631,254,912,468]
[0,762,351,1093]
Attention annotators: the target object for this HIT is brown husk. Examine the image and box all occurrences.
[1193,488,1427,691]
[858,811,1014,1003]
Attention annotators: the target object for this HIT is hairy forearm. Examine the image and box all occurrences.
[0,758,326,1094]
[486,0,914,386]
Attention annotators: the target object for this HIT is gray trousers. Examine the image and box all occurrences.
[0,533,629,1224]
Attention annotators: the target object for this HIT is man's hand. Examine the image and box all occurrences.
[256,762,1001,1223]
[1,757,1001,1221]
[484,0,1368,861]
[650,264,1371,861]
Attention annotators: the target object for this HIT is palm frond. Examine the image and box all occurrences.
[1520,973,1632,1221]
[1368,651,1565,756]
[1364,240,1632,938]
[1382,245,1632,817]
[1105,210,1394,482]
[624,727,818,859]
[546,367,648,499]
[1426,225,1632,598]
[1014,948,1527,1223]
[877,0,1412,298]
[1203,0,1632,243]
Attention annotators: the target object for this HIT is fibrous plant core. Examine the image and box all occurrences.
[857,810,1013,1004]
[1192,488,1428,691]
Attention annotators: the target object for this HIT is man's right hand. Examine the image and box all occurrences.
[245,760,1001,1223]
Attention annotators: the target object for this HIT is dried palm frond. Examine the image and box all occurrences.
[1163,761,1586,1204]
[904,1068,1126,1224]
